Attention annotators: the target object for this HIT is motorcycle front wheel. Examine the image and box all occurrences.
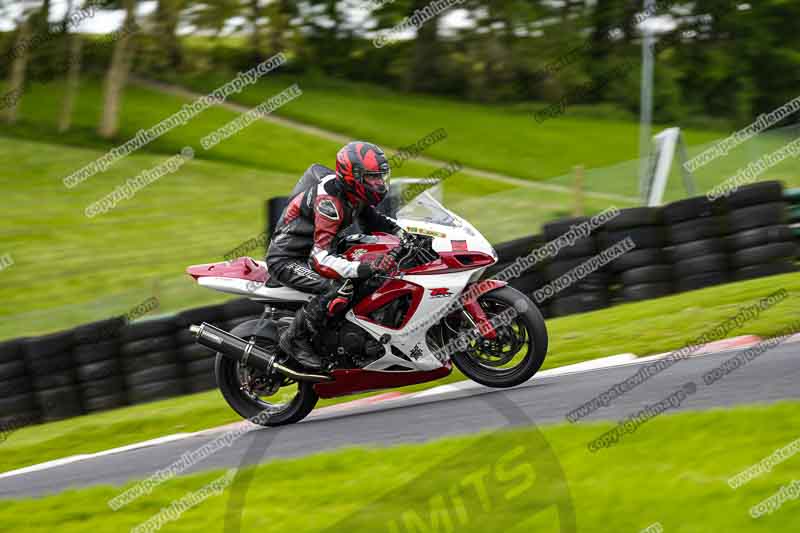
[447,286,548,388]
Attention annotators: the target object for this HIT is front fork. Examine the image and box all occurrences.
[462,300,498,340]
[459,280,507,340]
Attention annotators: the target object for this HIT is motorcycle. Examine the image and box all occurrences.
[186,192,548,426]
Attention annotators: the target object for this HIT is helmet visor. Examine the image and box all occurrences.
[362,168,389,204]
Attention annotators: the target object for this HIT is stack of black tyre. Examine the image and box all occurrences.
[0,338,39,426]
[787,188,800,244]
[120,317,182,405]
[174,303,228,394]
[723,181,798,281]
[24,331,83,422]
[489,234,546,305]
[541,217,610,317]
[600,207,672,302]
[73,317,127,413]
[663,196,729,292]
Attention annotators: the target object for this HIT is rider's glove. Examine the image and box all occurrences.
[357,254,398,278]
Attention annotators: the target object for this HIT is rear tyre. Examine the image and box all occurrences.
[215,320,318,426]
[449,286,548,389]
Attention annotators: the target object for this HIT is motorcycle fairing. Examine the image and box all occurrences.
[345,268,477,372]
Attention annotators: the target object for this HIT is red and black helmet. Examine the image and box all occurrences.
[335,141,390,206]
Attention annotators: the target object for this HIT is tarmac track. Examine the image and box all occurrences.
[1,340,798,499]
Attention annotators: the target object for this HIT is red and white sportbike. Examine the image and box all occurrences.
[186,193,548,426]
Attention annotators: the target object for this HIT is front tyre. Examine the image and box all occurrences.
[450,286,548,388]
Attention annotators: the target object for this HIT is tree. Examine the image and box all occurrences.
[31,0,52,35]
[247,0,264,62]
[454,0,551,102]
[265,0,296,53]
[98,0,137,139]
[408,0,441,92]
[300,0,353,74]
[3,19,31,124]
[56,0,81,132]
[370,0,447,93]
[59,30,82,132]
[60,0,75,33]
[155,0,186,69]
[587,0,624,101]
[185,0,240,42]
[2,0,41,125]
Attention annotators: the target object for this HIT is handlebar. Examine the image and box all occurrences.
[392,233,437,265]
[367,234,435,281]
[389,240,409,261]
[391,232,423,261]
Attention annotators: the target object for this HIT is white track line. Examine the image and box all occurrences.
[409,353,639,400]
[0,334,790,479]
[0,434,193,480]
[0,355,639,480]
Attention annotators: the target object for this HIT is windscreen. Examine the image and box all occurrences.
[397,191,460,228]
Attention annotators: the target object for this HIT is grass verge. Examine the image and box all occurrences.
[2,400,799,532]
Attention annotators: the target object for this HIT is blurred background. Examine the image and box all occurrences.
[1,0,799,339]
[2,5,800,531]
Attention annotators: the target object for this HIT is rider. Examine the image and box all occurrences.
[266,141,408,370]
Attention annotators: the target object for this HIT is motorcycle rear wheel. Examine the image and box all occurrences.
[449,286,548,388]
[215,330,318,426]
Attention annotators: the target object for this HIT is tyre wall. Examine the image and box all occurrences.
[0,182,796,425]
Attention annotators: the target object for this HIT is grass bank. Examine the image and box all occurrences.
[2,401,799,532]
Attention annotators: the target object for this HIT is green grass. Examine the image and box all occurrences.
[0,132,628,338]
[445,172,636,242]
[3,401,800,532]
[1,76,364,328]
[544,272,800,368]
[177,72,725,183]
[0,136,297,326]
[0,77,513,328]
[4,78,337,175]
[0,76,637,337]
[2,74,792,335]
[6,73,746,198]
[546,125,800,200]
[0,77,465,189]
[174,72,800,199]
[2,273,797,476]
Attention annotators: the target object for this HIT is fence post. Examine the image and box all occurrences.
[573,165,584,216]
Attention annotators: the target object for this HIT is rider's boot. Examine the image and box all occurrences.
[279,282,352,371]
[279,306,323,370]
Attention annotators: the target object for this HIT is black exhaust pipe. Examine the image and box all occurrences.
[189,322,332,383]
